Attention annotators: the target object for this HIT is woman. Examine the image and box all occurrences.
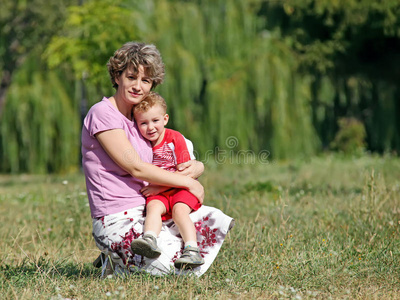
[82,42,234,277]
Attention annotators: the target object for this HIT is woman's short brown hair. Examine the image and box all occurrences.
[107,42,165,90]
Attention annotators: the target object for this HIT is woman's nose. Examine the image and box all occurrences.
[132,80,141,91]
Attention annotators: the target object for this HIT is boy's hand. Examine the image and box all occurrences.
[140,185,171,197]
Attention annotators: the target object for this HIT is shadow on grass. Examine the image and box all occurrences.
[1,257,99,281]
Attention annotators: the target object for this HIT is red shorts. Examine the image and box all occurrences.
[146,188,201,221]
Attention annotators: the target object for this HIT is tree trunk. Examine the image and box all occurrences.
[0,71,12,115]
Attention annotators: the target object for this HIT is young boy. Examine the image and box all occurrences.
[131,91,204,269]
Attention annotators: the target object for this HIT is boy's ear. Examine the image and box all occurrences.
[164,114,169,126]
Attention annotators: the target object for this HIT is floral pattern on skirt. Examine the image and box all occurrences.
[92,205,234,277]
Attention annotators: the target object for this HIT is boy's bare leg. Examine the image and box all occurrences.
[144,200,166,236]
[131,200,166,258]
[172,202,204,269]
[172,202,197,245]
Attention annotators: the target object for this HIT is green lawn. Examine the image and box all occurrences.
[1,154,399,299]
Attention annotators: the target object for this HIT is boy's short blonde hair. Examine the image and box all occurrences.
[134,91,167,115]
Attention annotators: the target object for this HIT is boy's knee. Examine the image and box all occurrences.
[147,200,166,214]
[172,203,189,219]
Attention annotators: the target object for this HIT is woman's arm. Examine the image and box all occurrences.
[96,129,204,203]
[140,161,204,197]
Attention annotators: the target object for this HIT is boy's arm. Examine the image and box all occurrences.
[171,130,204,178]
[142,131,203,197]
[140,184,172,197]
[171,131,194,164]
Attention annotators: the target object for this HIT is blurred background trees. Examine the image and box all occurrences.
[262,0,400,152]
[1,0,399,173]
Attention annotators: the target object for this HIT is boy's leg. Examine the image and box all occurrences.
[131,200,166,258]
[172,202,205,269]
[144,200,166,236]
[172,202,196,246]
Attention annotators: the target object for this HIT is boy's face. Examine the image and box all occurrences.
[135,105,169,146]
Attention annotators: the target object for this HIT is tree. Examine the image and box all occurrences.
[46,0,319,161]
[0,0,77,113]
[260,0,400,152]
[0,0,80,173]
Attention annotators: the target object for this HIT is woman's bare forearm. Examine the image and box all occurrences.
[130,160,194,188]
[96,129,204,201]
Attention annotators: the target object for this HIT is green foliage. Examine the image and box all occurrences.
[0,0,81,173]
[0,0,77,107]
[1,155,399,298]
[0,0,76,54]
[2,0,400,173]
[0,57,80,173]
[45,0,319,162]
[45,0,143,98]
[330,117,366,155]
[265,0,400,76]
[261,0,400,153]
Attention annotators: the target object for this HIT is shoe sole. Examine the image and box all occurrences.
[131,239,161,258]
[174,261,204,270]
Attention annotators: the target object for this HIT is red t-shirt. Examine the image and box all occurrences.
[152,128,195,171]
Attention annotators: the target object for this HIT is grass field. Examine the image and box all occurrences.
[1,154,399,299]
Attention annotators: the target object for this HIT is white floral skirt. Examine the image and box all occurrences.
[92,205,234,277]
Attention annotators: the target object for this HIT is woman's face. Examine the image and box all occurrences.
[115,65,153,106]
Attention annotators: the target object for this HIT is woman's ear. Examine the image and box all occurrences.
[115,70,124,86]
[164,114,169,126]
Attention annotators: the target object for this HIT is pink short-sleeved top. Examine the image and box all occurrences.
[82,97,153,218]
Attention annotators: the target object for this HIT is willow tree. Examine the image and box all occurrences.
[0,57,79,173]
[110,0,319,158]
[46,0,319,164]
[0,0,77,113]
[0,0,80,173]
[262,0,400,152]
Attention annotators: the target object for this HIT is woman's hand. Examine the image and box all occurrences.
[140,185,171,197]
[188,179,205,204]
[176,160,204,179]
[96,130,204,196]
